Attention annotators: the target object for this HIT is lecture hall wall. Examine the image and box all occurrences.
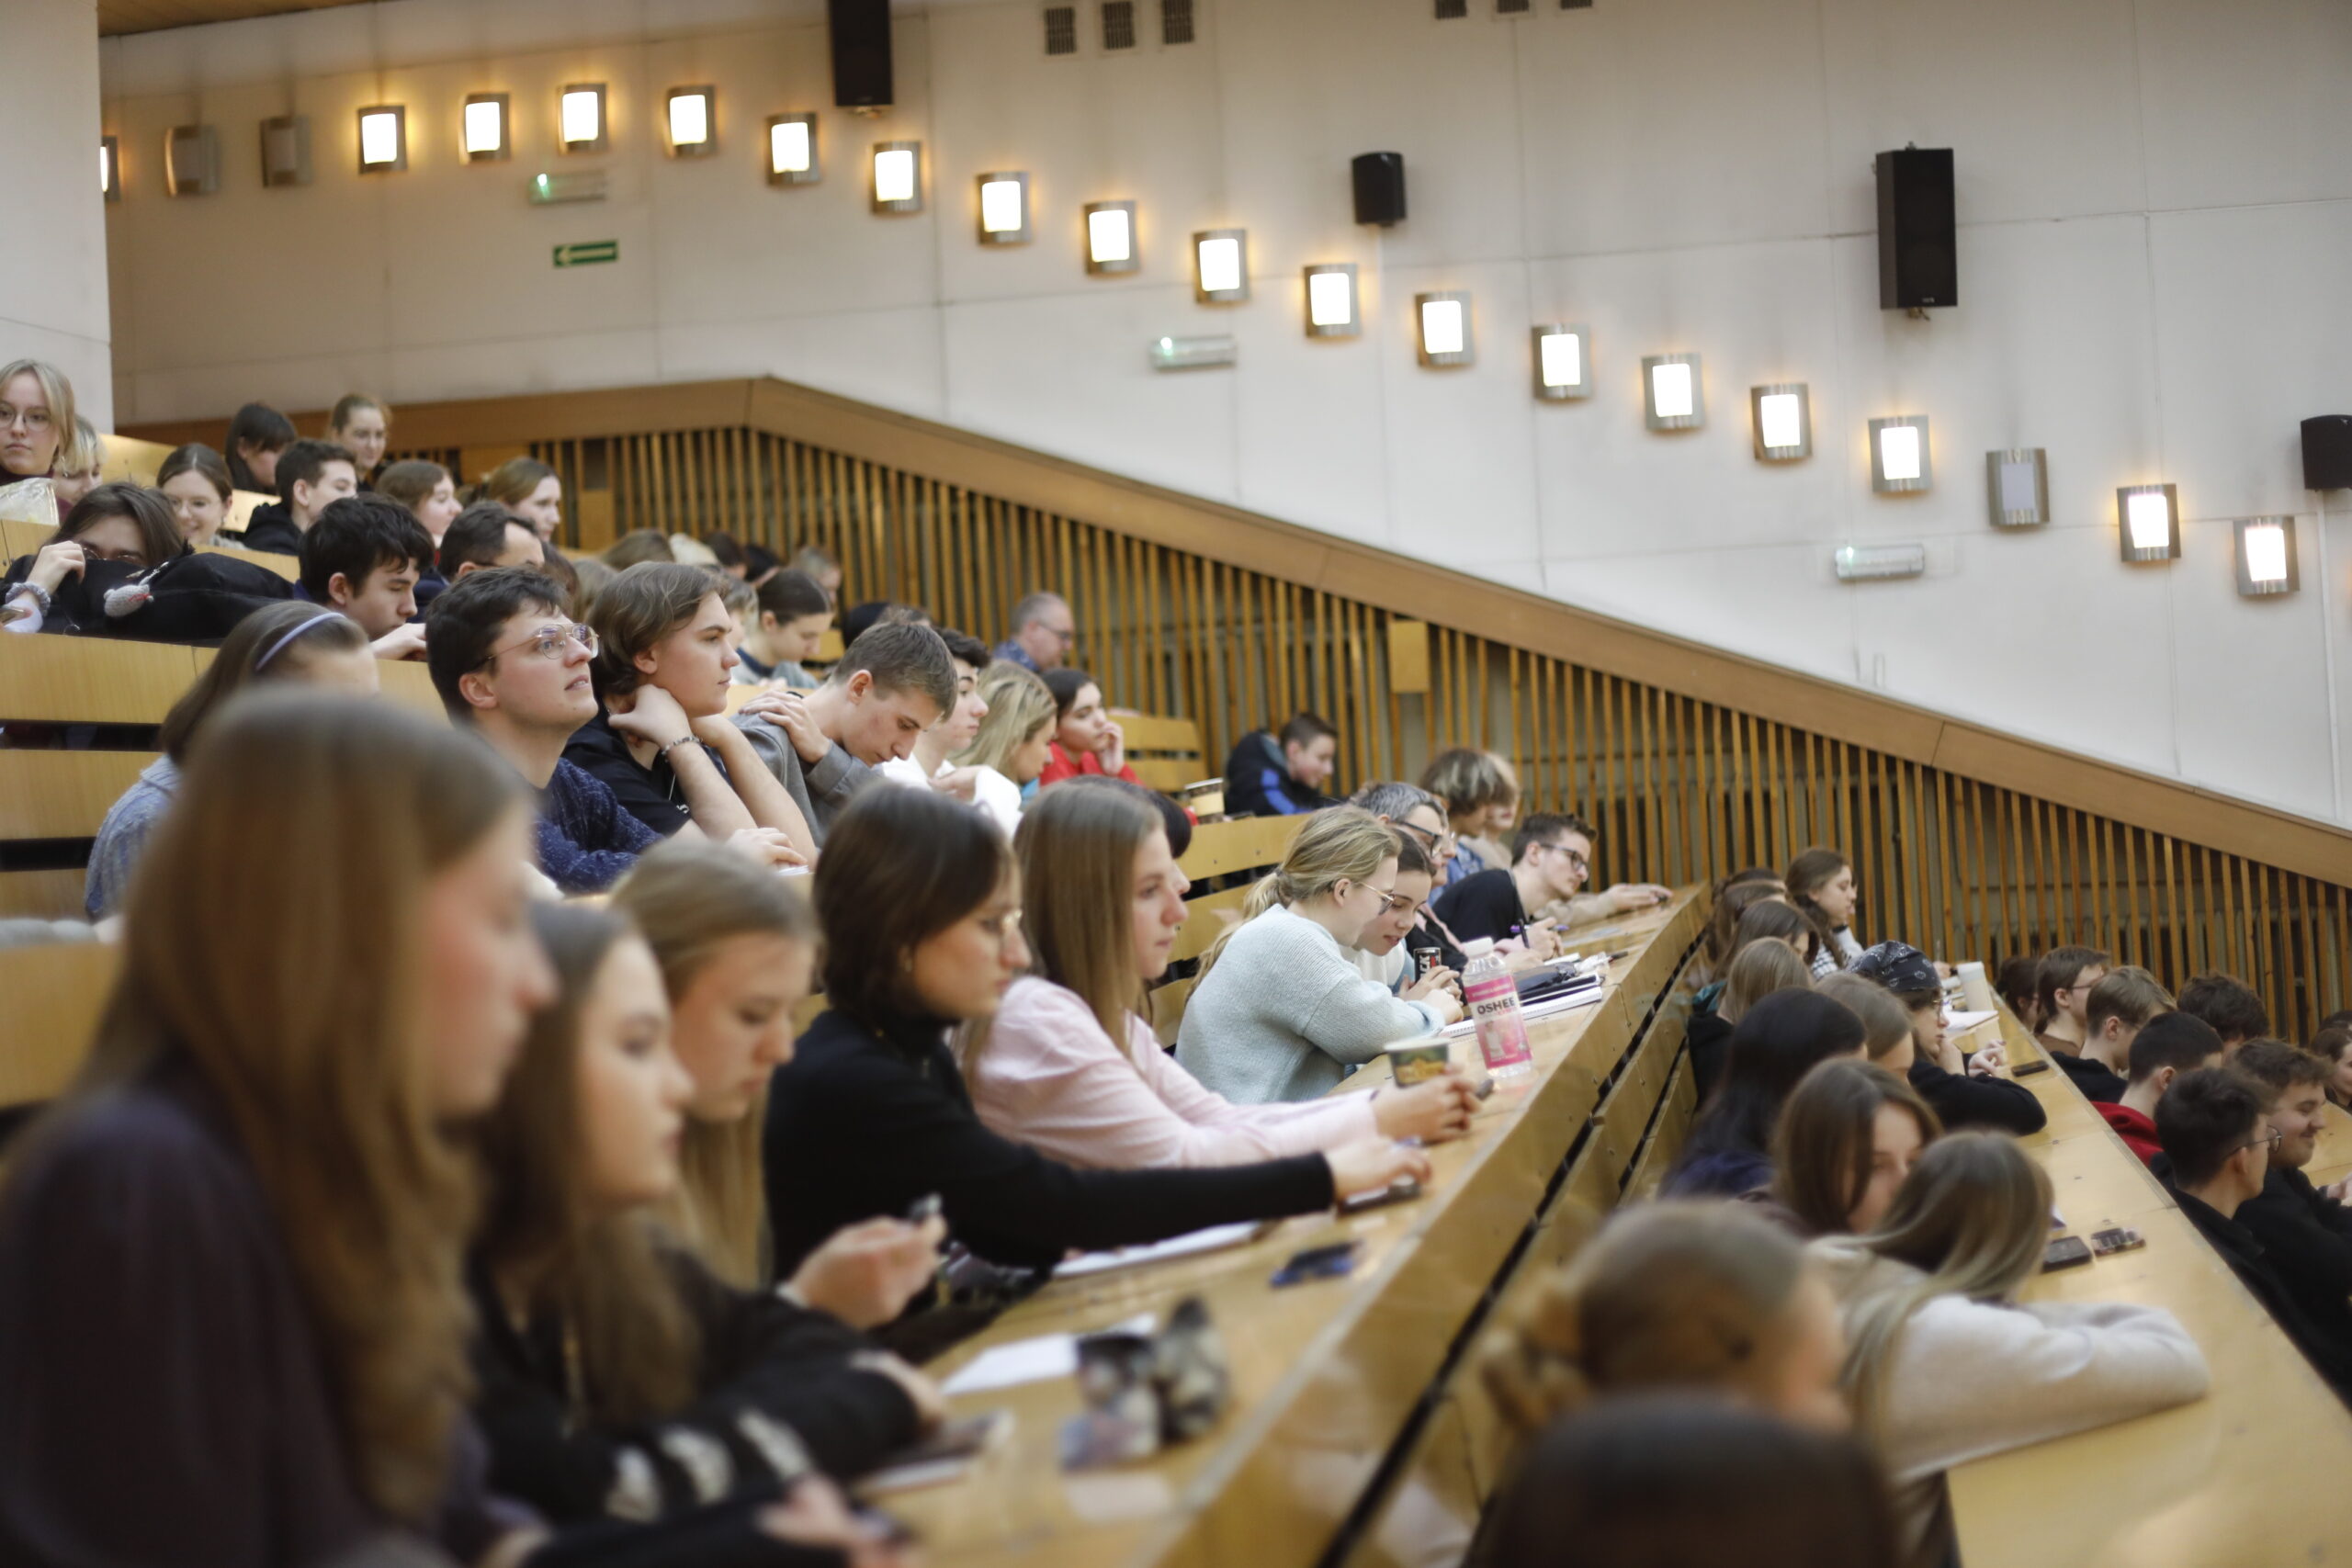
[13,0,112,431]
[95,0,2352,827]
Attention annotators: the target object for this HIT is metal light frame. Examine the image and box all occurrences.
[1642,353,1703,431]
[1193,228,1249,303]
[870,141,923,214]
[976,171,1031,245]
[765,114,819,185]
[1750,383,1812,461]
[2233,515,2299,596]
[2117,483,2182,563]
[1532,323,1591,400]
[1303,263,1360,338]
[1870,414,1932,494]
[1985,448,2050,527]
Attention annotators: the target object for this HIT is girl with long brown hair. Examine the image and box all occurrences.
[470,903,937,1521]
[612,840,942,1331]
[1787,846,1861,976]
[966,784,1476,1168]
[1771,1058,1941,1238]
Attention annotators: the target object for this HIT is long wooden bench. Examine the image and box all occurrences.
[870,891,1707,1568]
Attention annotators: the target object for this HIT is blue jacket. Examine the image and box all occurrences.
[1221,731,1339,818]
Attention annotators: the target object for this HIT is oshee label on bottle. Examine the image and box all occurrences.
[1464,974,1532,1072]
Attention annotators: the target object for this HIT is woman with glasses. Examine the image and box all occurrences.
[761,787,1430,1287]
[425,568,803,894]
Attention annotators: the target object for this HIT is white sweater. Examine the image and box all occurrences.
[1810,1243,2210,1562]
[1174,904,1445,1103]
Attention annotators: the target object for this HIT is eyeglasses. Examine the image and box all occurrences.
[484,621,598,665]
[0,405,52,432]
[1539,842,1589,874]
[2234,1126,2286,1157]
[1371,887,1417,916]
[1396,820,1457,855]
[1045,626,1078,645]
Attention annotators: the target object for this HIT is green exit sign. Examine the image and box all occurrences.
[553,240,618,268]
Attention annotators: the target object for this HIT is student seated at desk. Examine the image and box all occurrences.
[1695,900,1825,1018]
[1661,991,1865,1201]
[1175,807,1463,1104]
[222,400,295,497]
[1349,833,1463,1008]
[2,483,191,634]
[441,500,549,582]
[1035,667,1141,788]
[763,787,1430,1284]
[1427,811,1580,951]
[298,495,435,660]
[156,442,235,547]
[239,437,355,557]
[2056,965,2171,1104]
[0,357,72,502]
[566,562,817,861]
[2313,1023,2352,1112]
[2225,1042,2352,1388]
[1786,847,1862,976]
[1419,748,1516,887]
[470,903,937,1522]
[1689,867,1786,988]
[2097,1010,2226,1164]
[875,628,989,803]
[1481,1201,1851,1438]
[1995,953,2044,1036]
[948,661,1058,840]
[1222,711,1342,818]
[969,784,1476,1168]
[731,621,956,845]
[85,604,377,918]
[1772,1059,1941,1238]
[1687,942,1811,1105]
[2159,1069,2352,1401]
[1848,942,2043,1136]
[735,568,832,690]
[1812,1134,2210,1566]
[1483,1398,1897,1568]
[2177,972,2270,1051]
[2033,944,2109,1058]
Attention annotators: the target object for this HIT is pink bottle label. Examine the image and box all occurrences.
[1464,973,1532,1070]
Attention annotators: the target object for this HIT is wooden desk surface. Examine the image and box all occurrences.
[1948,1009,2352,1568]
[873,894,1704,1568]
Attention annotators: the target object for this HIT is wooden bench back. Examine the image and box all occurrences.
[1145,814,1306,1043]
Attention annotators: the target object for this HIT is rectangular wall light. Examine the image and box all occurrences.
[1532,323,1590,400]
[1304,264,1359,338]
[1751,383,1812,461]
[101,136,120,201]
[560,84,607,154]
[871,141,922,213]
[1985,448,2049,527]
[766,114,818,184]
[977,171,1030,244]
[1870,415,1932,493]
[665,86,716,157]
[1835,543,1928,581]
[1150,333,1237,370]
[164,124,219,197]
[2234,516,2298,595]
[259,115,312,186]
[463,94,510,162]
[357,105,406,173]
[1416,292,1474,367]
[1085,201,1136,273]
[2118,483,2181,562]
[1643,354,1703,431]
[1193,229,1249,302]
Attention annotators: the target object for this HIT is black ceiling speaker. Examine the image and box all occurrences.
[1352,152,1406,227]
[2305,416,2352,491]
[1876,147,1955,310]
[829,0,894,109]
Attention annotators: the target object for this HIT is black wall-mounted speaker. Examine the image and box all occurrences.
[2305,415,2352,491]
[829,0,894,109]
[1352,152,1406,227]
[1876,147,1956,310]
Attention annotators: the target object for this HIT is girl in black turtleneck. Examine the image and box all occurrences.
[763,787,1430,1283]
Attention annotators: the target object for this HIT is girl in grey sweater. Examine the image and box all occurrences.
[1176,808,1462,1103]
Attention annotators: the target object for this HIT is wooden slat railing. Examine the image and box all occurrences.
[128,379,2352,1037]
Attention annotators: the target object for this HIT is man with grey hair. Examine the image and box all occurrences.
[993,591,1075,673]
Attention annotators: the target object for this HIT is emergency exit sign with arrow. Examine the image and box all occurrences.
[552,240,618,268]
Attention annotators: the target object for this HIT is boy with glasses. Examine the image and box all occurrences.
[2034,945,2110,1057]
[1431,811,1668,952]
[994,590,1077,673]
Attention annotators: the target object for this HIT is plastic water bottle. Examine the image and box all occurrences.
[1459,937,1533,1078]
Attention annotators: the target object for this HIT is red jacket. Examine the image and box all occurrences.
[1036,740,1140,789]
[2098,1101,2161,1166]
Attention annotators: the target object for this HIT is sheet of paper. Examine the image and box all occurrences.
[1441,986,1606,1038]
[939,1312,1157,1397]
[1947,1009,1997,1033]
[1054,1220,1266,1280]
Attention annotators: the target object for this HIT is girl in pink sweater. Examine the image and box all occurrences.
[963,783,1478,1168]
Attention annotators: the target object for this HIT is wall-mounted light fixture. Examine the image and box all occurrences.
[2117,483,2181,563]
[463,94,509,162]
[560,84,607,154]
[101,136,120,201]
[1835,543,1928,581]
[2233,516,2298,596]
[1870,415,1931,493]
[258,115,312,186]
[1303,264,1359,337]
[1085,201,1137,273]
[766,114,817,184]
[1193,229,1249,302]
[1150,333,1237,370]
[1643,354,1703,431]
[1751,383,1812,461]
[164,124,220,197]
[977,171,1030,243]
[1415,292,1473,367]
[871,141,922,213]
[1532,324,1590,400]
[356,105,407,173]
[1985,448,2049,527]
[665,86,716,157]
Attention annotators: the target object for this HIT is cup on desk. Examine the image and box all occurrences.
[1956,960,1996,1013]
[1384,1037,1453,1087]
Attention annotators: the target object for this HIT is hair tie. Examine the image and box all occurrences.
[254,611,344,672]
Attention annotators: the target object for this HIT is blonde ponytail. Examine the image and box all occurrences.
[1193,807,1400,983]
